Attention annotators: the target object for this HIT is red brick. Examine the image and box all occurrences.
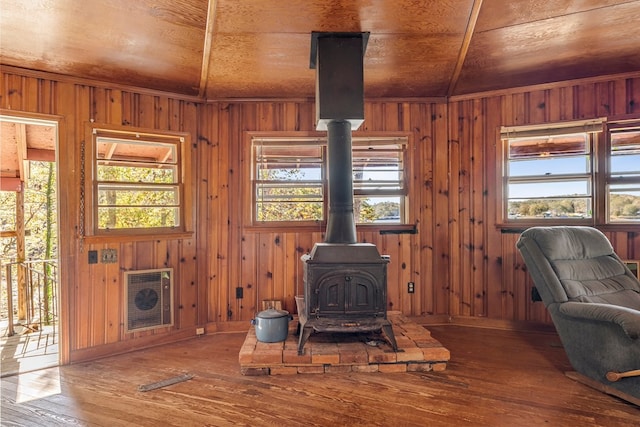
[421,347,451,362]
[432,362,448,371]
[367,346,397,363]
[251,349,283,365]
[378,363,408,373]
[240,367,270,376]
[282,347,312,364]
[352,364,379,373]
[407,362,433,372]
[270,366,299,375]
[311,343,340,365]
[297,366,325,374]
[324,365,352,374]
[396,346,425,362]
[338,344,369,364]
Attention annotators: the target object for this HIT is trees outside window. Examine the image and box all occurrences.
[88,125,191,236]
[502,118,640,226]
[252,135,408,226]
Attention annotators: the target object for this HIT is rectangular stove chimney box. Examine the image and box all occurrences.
[311,32,368,131]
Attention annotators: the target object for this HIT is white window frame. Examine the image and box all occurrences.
[501,119,603,225]
[604,119,640,224]
[250,134,409,227]
[86,124,191,237]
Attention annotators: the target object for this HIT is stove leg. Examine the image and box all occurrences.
[381,323,398,352]
[298,325,314,355]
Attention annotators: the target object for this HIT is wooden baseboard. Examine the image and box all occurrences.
[565,371,640,407]
[69,328,196,364]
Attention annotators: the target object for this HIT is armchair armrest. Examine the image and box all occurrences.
[559,302,640,339]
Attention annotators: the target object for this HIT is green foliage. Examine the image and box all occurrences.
[0,161,57,261]
[510,194,639,219]
[97,162,178,229]
[257,168,400,223]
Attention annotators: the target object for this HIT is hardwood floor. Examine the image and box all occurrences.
[1,325,638,426]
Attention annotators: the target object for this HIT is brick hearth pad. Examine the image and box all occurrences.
[239,311,450,375]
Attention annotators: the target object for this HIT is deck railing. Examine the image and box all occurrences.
[1,259,58,337]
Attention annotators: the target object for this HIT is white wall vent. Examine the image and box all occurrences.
[124,268,173,333]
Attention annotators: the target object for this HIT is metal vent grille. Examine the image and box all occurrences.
[124,268,173,332]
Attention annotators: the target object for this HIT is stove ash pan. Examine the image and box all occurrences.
[297,243,398,355]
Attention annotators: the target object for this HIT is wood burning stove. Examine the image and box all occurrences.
[297,243,398,354]
[297,32,398,355]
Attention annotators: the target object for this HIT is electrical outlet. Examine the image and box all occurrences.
[88,250,98,264]
[236,286,244,299]
[101,248,117,263]
[408,282,415,293]
[196,327,205,335]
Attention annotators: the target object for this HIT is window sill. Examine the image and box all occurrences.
[81,231,194,244]
[245,223,417,234]
[498,221,640,233]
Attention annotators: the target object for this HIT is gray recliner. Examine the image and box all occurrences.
[516,226,640,406]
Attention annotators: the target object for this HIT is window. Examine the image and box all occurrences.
[606,121,640,223]
[88,125,190,235]
[502,120,601,223]
[251,135,408,225]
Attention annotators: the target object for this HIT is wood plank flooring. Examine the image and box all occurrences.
[1,325,638,426]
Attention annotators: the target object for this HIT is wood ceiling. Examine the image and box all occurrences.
[2,0,640,100]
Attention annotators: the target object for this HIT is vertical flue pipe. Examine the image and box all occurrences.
[324,119,357,244]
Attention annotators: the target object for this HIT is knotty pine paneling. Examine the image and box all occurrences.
[1,71,203,362]
[200,100,448,322]
[4,67,640,363]
[449,75,640,323]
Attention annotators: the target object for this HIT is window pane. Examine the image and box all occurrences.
[256,183,323,201]
[608,184,640,222]
[97,162,177,183]
[509,133,588,159]
[355,196,402,224]
[254,143,324,222]
[98,207,179,229]
[509,156,589,177]
[611,130,640,179]
[508,180,590,198]
[353,145,404,192]
[94,130,184,232]
[505,131,594,222]
[256,201,323,222]
[252,136,408,224]
[96,137,176,163]
[507,198,592,219]
[98,185,179,207]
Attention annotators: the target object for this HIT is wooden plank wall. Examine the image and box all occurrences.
[3,67,640,361]
[448,76,640,324]
[200,101,449,323]
[1,71,203,362]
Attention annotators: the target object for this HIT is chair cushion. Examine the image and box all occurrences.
[525,226,614,260]
[522,226,640,302]
[553,256,640,300]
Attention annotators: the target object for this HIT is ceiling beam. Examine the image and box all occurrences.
[27,148,56,162]
[198,0,218,98]
[447,0,483,97]
[0,177,22,192]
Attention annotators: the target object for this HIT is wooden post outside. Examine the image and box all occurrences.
[16,187,26,320]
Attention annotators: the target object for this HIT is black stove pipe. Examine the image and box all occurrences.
[324,120,357,244]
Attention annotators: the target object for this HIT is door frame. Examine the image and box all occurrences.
[0,109,68,365]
